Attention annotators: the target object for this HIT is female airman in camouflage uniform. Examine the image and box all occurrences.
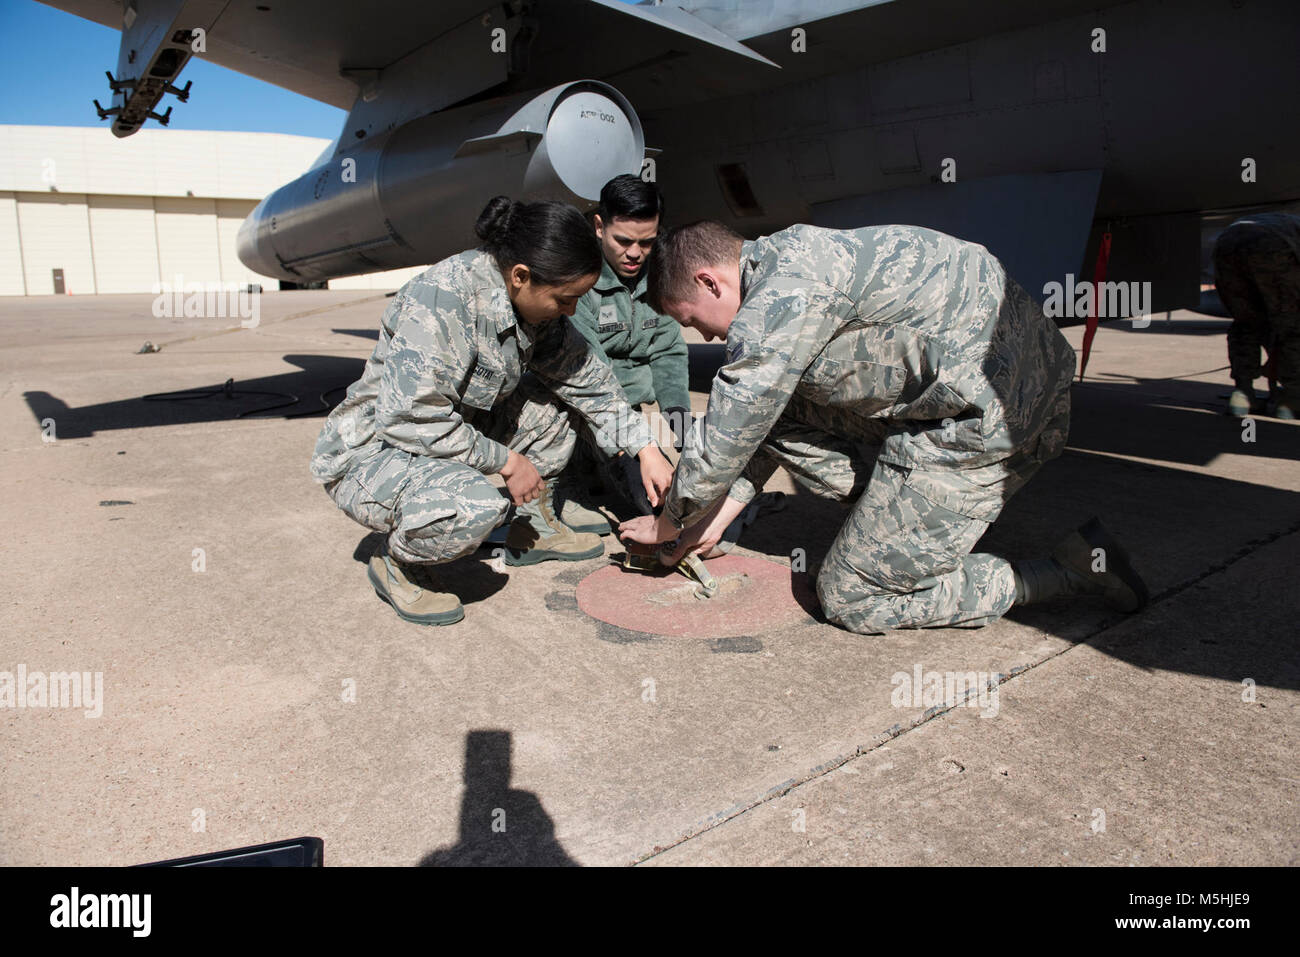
[312,197,674,625]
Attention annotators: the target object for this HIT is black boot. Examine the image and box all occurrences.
[602,451,654,516]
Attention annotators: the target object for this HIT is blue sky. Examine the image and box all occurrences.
[0,1,348,139]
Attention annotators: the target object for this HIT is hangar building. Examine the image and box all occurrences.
[0,125,423,296]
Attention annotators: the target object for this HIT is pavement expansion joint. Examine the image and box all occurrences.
[633,523,1300,865]
[154,293,390,351]
[1143,518,1300,613]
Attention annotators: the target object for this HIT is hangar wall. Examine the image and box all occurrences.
[0,126,425,295]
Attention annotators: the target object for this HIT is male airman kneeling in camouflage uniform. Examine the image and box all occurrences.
[1213,211,1300,419]
[311,197,673,625]
[621,222,1148,635]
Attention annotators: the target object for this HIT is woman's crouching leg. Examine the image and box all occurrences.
[388,459,510,564]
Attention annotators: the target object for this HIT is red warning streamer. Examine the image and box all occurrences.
[1079,231,1113,381]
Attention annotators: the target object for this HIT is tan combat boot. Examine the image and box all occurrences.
[367,545,465,625]
[1012,518,1148,612]
[505,485,604,566]
[1051,517,1148,611]
[553,476,613,536]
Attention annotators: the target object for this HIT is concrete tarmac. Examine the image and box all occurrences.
[0,292,1295,866]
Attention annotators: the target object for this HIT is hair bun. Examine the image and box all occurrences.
[474,196,515,243]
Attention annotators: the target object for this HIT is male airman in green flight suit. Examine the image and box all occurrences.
[558,175,692,524]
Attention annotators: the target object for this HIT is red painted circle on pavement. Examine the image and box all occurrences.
[576,554,816,638]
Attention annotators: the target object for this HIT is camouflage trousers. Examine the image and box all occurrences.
[1213,227,1300,391]
[324,376,576,564]
[752,395,1064,635]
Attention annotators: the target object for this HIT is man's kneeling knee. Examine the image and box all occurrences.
[815,565,895,635]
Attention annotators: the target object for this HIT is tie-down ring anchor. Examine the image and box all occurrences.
[620,543,719,599]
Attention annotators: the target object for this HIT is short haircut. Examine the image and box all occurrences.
[645,220,744,312]
[597,174,663,225]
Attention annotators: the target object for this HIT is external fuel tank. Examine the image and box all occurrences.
[237,80,646,282]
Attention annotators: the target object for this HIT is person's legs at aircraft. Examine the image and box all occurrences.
[1272,314,1300,419]
[384,374,598,566]
[1238,233,1300,419]
[545,413,642,533]
[1214,231,1269,416]
[597,359,660,517]
[386,462,508,566]
[749,398,886,503]
[480,374,577,485]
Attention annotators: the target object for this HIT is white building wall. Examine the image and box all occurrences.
[0,126,327,200]
[155,196,222,286]
[215,199,261,286]
[17,193,96,295]
[88,195,160,294]
[0,127,439,295]
[0,193,26,296]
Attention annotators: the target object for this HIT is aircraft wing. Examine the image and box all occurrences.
[685,0,1122,45]
[39,0,779,135]
[43,0,1294,318]
[606,0,1133,110]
